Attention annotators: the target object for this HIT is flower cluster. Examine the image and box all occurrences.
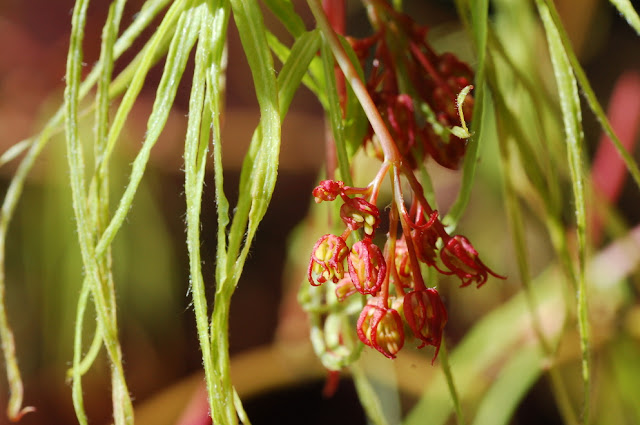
[305,1,503,365]
[307,178,504,361]
[349,3,474,170]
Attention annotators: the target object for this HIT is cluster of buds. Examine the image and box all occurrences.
[349,1,474,169]
[307,177,504,361]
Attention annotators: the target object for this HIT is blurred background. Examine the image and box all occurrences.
[0,0,639,424]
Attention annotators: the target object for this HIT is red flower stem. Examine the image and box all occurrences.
[387,190,407,297]
[401,162,451,242]
[308,0,402,165]
[392,167,427,291]
[368,162,391,204]
[409,42,453,98]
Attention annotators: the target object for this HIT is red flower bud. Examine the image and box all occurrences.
[403,288,447,362]
[348,238,386,295]
[440,235,505,287]
[357,300,405,359]
[312,180,345,203]
[308,234,349,286]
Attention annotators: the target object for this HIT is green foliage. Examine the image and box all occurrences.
[0,1,639,425]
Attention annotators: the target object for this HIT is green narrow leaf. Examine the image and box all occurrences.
[97,0,188,181]
[321,41,352,185]
[267,31,327,107]
[263,0,307,36]
[64,0,134,423]
[226,0,281,285]
[537,1,590,423]
[405,268,564,425]
[277,29,322,117]
[95,0,200,257]
[543,4,640,193]
[443,0,490,230]
[184,3,220,421]
[609,0,640,35]
[208,0,232,289]
[472,347,544,425]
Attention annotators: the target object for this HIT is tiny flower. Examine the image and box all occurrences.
[393,237,413,288]
[334,276,357,301]
[440,235,505,287]
[403,288,447,362]
[340,197,381,236]
[308,234,349,286]
[312,180,345,203]
[409,210,440,267]
[357,299,405,359]
[348,238,387,294]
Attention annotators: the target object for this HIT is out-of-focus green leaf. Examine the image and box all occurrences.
[610,337,640,423]
[322,41,352,185]
[95,0,192,256]
[443,0,489,230]
[226,0,281,286]
[263,0,307,36]
[537,2,590,423]
[405,265,565,425]
[277,29,322,117]
[267,31,327,108]
[609,0,640,35]
[471,347,544,425]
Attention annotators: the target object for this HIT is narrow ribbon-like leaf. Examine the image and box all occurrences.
[443,0,490,230]
[537,2,590,423]
[609,0,640,35]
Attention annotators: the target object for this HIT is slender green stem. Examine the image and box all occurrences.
[307,0,401,165]
[351,362,390,425]
[439,337,465,425]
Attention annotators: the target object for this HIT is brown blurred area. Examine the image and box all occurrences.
[0,1,638,424]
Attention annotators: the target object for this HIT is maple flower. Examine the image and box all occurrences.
[403,288,447,362]
[312,180,345,203]
[308,234,349,286]
[348,238,387,295]
[393,237,413,288]
[334,276,357,301]
[356,300,405,359]
[440,235,505,288]
[340,196,381,236]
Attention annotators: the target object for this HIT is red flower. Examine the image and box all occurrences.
[403,288,447,362]
[357,300,405,359]
[334,276,357,301]
[440,235,504,287]
[340,196,381,236]
[393,237,413,288]
[312,180,345,203]
[308,234,349,286]
[348,238,386,294]
[409,210,440,267]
